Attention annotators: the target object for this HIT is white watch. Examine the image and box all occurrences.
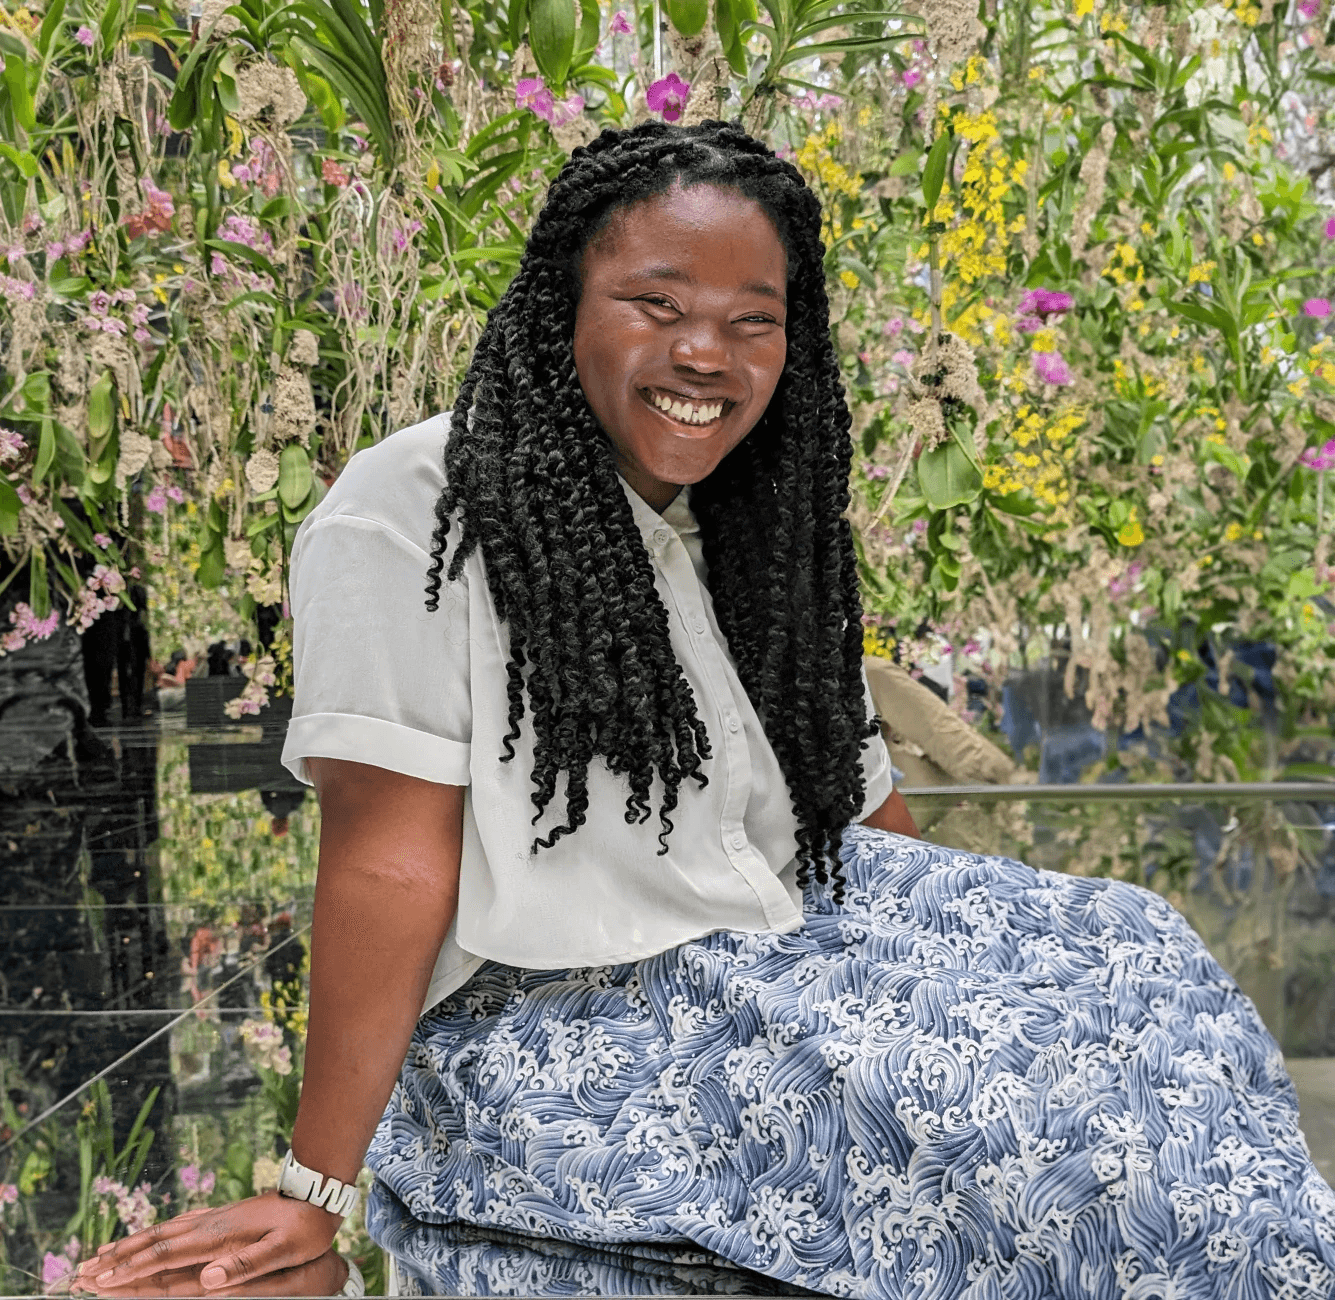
[276,1148,360,1219]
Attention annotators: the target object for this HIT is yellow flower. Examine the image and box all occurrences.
[1201,554,1214,566]
[1030,327,1059,352]
[1074,0,1094,15]
[1224,522,1242,542]
[1187,261,1216,284]
[839,269,860,289]
[218,159,236,189]
[1117,508,1144,547]
[1176,649,1193,664]
[1222,161,1236,181]
[1250,232,1265,246]
[173,263,185,273]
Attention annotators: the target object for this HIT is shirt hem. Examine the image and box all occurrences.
[456,908,807,975]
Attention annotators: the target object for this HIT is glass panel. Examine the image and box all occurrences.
[4,703,1334,1293]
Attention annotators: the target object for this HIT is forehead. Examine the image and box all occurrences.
[582,183,787,283]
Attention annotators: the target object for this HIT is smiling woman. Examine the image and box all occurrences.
[74,121,1335,1300]
[574,185,789,509]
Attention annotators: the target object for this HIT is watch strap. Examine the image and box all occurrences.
[276,1148,360,1219]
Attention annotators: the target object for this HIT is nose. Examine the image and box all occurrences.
[668,317,730,373]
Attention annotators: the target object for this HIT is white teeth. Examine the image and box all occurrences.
[649,392,723,424]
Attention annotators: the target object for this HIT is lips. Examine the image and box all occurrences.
[639,386,734,429]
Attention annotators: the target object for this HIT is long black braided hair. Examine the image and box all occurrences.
[424,119,876,889]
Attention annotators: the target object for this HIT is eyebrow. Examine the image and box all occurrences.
[623,264,787,304]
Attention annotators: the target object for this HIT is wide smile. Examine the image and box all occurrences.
[638,386,735,433]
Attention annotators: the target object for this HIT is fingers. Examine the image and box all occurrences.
[74,1249,346,1298]
[72,1195,338,1297]
[78,1215,209,1285]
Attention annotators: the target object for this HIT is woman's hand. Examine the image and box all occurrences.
[71,1192,345,1296]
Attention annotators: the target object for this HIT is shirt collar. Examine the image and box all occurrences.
[617,475,699,550]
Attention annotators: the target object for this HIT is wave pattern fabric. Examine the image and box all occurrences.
[365,827,1335,1299]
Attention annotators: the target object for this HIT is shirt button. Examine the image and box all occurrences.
[652,527,671,549]
[692,617,706,635]
[726,714,740,732]
[731,832,746,850]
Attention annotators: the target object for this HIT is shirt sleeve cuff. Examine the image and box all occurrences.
[280,712,471,787]
[857,734,895,821]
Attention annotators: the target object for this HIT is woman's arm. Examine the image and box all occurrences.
[77,759,465,1296]
[860,788,920,838]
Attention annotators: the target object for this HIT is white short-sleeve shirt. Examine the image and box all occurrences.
[280,414,894,1015]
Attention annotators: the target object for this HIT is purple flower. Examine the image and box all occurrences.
[145,484,168,514]
[550,92,585,127]
[0,428,25,463]
[1299,0,1320,16]
[74,23,94,46]
[45,241,64,260]
[1303,297,1331,318]
[1018,288,1074,317]
[166,484,185,503]
[646,73,690,122]
[87,289,110,315]
[891,349,915,366]
[42,1250,74,1290]
[133,327,152,343]
[883,317,904,337]
[1033,350,1073,385]
[515,76,556,122]
[93,533,112,547]
[610,9,632,32]
[1326,216,1335,239]
[1300,439,1335,471]
[902,69,923,88]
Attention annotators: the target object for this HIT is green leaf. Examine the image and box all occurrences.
[88,369,115,447]
[37,0,68,58]
[917,439,981,510]
[278,443,313,510]
[3,49,36,132]
[922,130,950,211]
[0,478,19,537]
[196,538,226,588]
[666,0,708,35]
[0,142,38,178]
[575,0,600,57]
[529,0,576,84]
[888,150,919,177]
[507,0,531,48]
[33,420,55,483]
[29,548,49,619]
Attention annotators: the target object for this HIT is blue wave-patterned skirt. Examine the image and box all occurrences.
[364,827,1335,1299]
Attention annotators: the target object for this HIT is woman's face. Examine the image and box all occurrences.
[573,182,789,513]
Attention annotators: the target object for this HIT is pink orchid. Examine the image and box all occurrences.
[1018,288,1074,316]
[1033,350,1073,385]
[610,9,632,33]
[1303,297,1331,318]
[1300,439,1335,471]
[902,69,922,88]
[550,92,585,127]
[646,72,690,122]
[515,76,556,123]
